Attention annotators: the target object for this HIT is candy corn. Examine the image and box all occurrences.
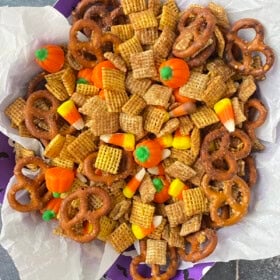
[147,163,165,176]
[172,129,191,150]
[169,102,197,118]
[57,100,84,130]
[132,216,163,239]
[42,198,62,221]
[83,220,94,234]
[100,133,135,151]
[168,178,189,199]
[123,168,146,198]
[214,98,235,132]
[155,134,173,148]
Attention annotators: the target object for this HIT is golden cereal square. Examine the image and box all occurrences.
[130,50,157,79]
[67,130,97,163]
[119,36,143,66]
[153,27,176,58]
[190,106,219,129]
[135,27,159,45]
[180,214,202,236]
[104,90,129,112]
[4,97,26,126]
[122,94,147,115]
[179,72,209,101]
[146,239,167,265]
[159,5,178,31]
[97,216,118,242]
[95,145,122,174]
[108,223,136,253]
[62,67,76,96]
[182,187,208,217]
[126,72,152,95]
[120,113,144,135]
[102,68,126,92]
[143,84,172,108]
[144,106,167,134]
[165,161,196,181]
[111,24,135,42]
[76,84,99,96]
[238,75,257,102]
[121,0,147,15]
[130,200,155,228]
[46,79,69,101]
[168,227,185,248]
[165,201,188,227]
[129,9,158,30]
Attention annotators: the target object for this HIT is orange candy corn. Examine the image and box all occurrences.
[172,129,191,150]
[214,98,235,132]
[100,133,135,151]
[57,100,84,130]
[132,216,163,239]
[155,134,173,148]
[169,101,197,118]
[123,168,146,198]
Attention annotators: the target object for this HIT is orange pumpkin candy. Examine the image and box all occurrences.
[133,140,163,168]
[92,60,116,89]
[159,58,190,88]
[45,167,75,197]
[35,45,65,73]
[153,177,170,203]
[42,198,62,221]
[77,68,93,84]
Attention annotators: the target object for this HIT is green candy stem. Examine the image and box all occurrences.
[53,192,60,198]
[135,146,150,163]
[35,48,48,61]
[77,78,89,85]
[42,210,56,221]
[152,178,164,192]
[160,66,173,81]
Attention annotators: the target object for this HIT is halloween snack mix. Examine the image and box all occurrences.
[4,0,275,279]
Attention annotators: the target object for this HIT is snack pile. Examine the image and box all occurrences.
[4,0,275,279]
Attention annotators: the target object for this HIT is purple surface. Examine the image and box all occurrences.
[53,0,79,17]
[0,132,15,204]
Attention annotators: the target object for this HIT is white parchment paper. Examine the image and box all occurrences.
[0,2,280,279]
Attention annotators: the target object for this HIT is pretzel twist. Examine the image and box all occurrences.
[7,157,51,212]
[225,18,275,77]
[202,174,250,227]
[130,240,178,280]
[59,187,111,243]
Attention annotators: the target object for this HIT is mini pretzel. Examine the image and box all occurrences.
[7,157,51,212]
[244,98,267,149]
[177,228,218,263]
[72,0,119,23]
[201,174,250,227]
[69,19,104,68]
[130,240,178,280]
[229,129,252,160]
[24,90,60,141]
[225,18,275,77]
[187,36,217,68]
[173,7,216,58]
[59,187,111,243]
[200,127,238,181]
[84,5,126,34]
[83,151,134,185]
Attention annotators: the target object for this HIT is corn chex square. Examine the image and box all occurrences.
[102,68,126,92]
[238,75,256,102]
[104,89,129,112]
[94,145,122,174]
[144,106,168,134]
[4,97,26,126]
[159,5,178,31]
[190,106,219,129]
[111,24,135,42]
[130,50,157,79]
[120,113,144,135]
[108,223,136,253]
[122,94,147,115]
[165,161,196,181]
[97,216,118,242]
[180,214,202,236]
[135,27,159,45]
[165,201,188,227]
[130,200,155,228]
[129,9,158,30]
[146,239,167,265]
[121,0,147,15]
[143,84,172,108]
[119,36,143,66]
[126,72,152,95]
[153,27,176,58]
[182,187,208,217]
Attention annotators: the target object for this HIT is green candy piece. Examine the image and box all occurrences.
[35,48,48,61]
[42,210,56,222]
[152,178,164,192]
[135,146,150,163]
[160,66,173,81]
